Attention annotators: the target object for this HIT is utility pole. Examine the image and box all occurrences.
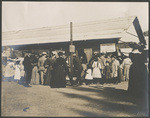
[70,22,73,85]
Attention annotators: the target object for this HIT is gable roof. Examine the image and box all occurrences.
[2,16,137,46]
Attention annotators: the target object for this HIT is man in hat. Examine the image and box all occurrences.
[121,54,132,81]
[38,52,47,85]
[44,52,56,86]
[23,52,32,86]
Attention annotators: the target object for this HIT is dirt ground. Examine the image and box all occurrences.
[1,80,148,117]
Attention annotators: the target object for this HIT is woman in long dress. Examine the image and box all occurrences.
[92,57,102,84]
[19,57,25,80]
[30,66,39,85]
[44,55,56,85]
[50,52,68,88]
[85,65,93,85]
[3,60,15,81]
[30,55,40,85]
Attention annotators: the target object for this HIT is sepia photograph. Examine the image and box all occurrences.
[1,1,149,117]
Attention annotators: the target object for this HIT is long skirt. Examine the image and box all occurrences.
[14,66,21,80]
[30,66,39,85]
[50,65,66,88]
[92,68,102,78]
[81,64,87,78]
[4,64,14,78]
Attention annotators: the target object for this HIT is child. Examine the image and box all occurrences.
[85,65,93,85]
[14,61,21,83]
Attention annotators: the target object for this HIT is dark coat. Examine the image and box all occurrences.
[44,57,55,85]
[128,53,148,97]
[23,55,32,71]
[30,55,38,67]
[80,53,87,64]
[50,57,68,88]
[23,55,32,83]
[73,56,83,77]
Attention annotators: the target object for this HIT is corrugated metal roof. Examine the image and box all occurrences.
[2,16,136,46]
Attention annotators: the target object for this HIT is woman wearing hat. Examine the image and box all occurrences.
[30,54,40,85]
[50,52,68,88]
[44,53,56,86]
[92,56,102,84]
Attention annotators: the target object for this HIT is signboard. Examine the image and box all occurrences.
[120,48,132,54]
[69,45,75,52]
[100,43,116,53]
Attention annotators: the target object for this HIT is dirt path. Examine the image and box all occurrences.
[1,81,148,117]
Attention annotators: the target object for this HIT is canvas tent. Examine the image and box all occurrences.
[2,16,145,46]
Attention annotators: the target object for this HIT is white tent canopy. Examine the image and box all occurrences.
[2,16,141,46]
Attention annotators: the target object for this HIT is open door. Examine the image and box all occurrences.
[84,48,92,63]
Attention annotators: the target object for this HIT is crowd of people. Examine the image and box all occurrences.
[82,51,132,85]
[2,49,132,88]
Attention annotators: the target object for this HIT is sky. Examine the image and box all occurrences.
[2,2,149,32]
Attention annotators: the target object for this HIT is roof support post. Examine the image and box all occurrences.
[70,22,73,85]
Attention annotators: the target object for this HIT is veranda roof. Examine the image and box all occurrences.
[2,16,141,46]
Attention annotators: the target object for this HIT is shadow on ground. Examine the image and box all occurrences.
[2,76,31,87]
[2,76,15,82]
[17,77,32,87]
[59,85,148,117]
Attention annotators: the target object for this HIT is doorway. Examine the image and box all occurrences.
[84,48,92,63]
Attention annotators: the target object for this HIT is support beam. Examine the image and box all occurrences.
[70,22,73,85]
[133,17,146,46]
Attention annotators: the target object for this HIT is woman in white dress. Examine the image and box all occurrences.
[14,61,21,83]
[85,65,93,85]
[92,57,102,84]
[4,61,15,78]
[19,57,25,79]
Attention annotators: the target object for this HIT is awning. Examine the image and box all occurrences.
[2,16,142,46]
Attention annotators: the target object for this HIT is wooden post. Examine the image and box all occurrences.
[70,22,73,85]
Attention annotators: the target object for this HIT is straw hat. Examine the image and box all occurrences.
[42,52,47,55]
[94,51,98,54]
[123,53,129,57]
